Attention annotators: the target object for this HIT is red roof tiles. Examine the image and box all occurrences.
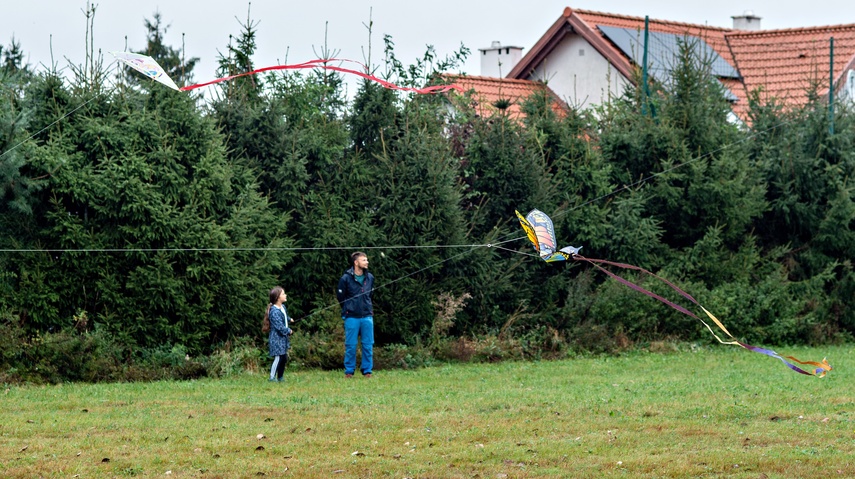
[728,25,855,108]
[508,7,855,121]
[443,74,567,120]
[575,9,734,60]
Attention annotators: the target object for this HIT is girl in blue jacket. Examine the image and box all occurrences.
[265,286,292,382]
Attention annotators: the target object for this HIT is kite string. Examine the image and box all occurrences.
[293,247,480,323]
[2,242,495,325]
[0,243,491,254]
[491,244,538,258]
[0,94,100,162]
[493,114,800,249]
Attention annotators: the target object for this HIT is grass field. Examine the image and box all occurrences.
[2,345,854,478]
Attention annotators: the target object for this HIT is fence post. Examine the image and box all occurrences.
[642,16,650,116]
[829,37,835,135]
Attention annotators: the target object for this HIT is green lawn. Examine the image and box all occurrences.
[2,345,854,478]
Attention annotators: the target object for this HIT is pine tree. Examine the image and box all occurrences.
[599,39,765,252]
[1,37,27,74]
[125,11,199,88]
[215,7,261,103]
[748,90,855,339]
[7,65,288,351]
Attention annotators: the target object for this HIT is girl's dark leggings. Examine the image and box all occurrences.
[270,355,287,380]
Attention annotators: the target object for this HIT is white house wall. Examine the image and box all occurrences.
[527,33,629,109]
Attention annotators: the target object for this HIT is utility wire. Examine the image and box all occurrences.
[292,247,479,323]
[0,243,490,253]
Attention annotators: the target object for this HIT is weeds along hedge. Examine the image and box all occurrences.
[0,306,572,384]
[0,317,211,384]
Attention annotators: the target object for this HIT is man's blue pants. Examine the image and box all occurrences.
[344,316,374,375]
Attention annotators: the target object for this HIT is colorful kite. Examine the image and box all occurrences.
[110,52,181,91]
[515,208,832,378]
[515,209,582,262]
[110,52,461,94]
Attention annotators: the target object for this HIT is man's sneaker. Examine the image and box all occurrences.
[363,373,372,378]
[345,373,354,378]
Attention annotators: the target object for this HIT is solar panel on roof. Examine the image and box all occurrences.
[598,25,740,84]
[722,87,738,102]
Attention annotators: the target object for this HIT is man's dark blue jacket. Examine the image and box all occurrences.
[336,267,375,318]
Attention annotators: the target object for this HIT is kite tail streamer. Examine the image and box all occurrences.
[573,255,831,378]
[179,58,463,94]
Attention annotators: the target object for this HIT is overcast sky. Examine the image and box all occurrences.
[4,0,855,92]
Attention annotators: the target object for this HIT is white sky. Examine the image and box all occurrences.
[4,0,855,93]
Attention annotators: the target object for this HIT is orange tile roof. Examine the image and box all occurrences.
[727,25,855,108]
[443,74,567,120]
[508,7,855,121]
[572,9,750,119]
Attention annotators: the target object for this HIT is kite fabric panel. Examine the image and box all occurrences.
[515,209,582,262]
[516,208,832,378]
[110,52,181,91]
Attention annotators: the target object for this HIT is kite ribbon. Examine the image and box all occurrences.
[573,255,832,378]
[179,58,462,94]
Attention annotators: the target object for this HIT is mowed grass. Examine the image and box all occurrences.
[2,345,854,478]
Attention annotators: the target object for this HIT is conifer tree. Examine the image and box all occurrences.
[215,6,261,103]
[7,62,287,351]
[748,91,855,338]
[599,40,765,253]
[1,37,27,74]
[1,38,37,220]
[125,11,198,88]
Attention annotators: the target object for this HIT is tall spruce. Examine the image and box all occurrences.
[599,40,765,253]
[749,90,855,339]
[449,97,556,333]
[6,61,288,352]
[214,7,261,103]
[366,91,466,342]
[1,40,37,219]
[124,12,199,88]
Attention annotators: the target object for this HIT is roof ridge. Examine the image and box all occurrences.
[573,8,732,32]
[443,74,547,85]
[727,23,855,37]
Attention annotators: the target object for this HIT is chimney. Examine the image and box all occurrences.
[732,11,762,30]
[478,41,523,78]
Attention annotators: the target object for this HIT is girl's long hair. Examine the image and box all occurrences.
[264,286,285,325]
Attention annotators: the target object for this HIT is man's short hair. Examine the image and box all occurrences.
[350,251,366,265]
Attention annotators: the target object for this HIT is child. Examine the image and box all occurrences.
[265,286,293,382]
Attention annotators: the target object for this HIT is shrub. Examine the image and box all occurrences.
[374,343,435,370]
[206,337,267,377]
[288,308,345,370]
[0,316,213,384]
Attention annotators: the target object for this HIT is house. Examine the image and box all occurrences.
[443,73,567,120]
[438,40,567,121]
[464,7,855,122]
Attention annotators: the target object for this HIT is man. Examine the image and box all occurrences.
[336,251,375,378]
